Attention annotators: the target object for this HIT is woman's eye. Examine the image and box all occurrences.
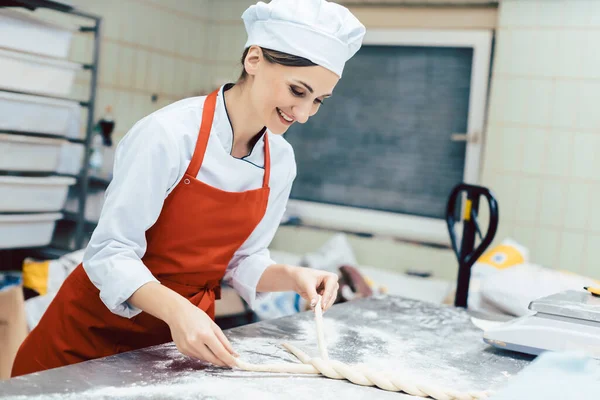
[290,86,303,96]
[314,98,323,105]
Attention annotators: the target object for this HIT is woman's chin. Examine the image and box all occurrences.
[265,121,291,135]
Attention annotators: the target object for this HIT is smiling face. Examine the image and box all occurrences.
[242,46,340,135]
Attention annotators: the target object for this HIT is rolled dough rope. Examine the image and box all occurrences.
[233,297,491,400]
[280,343,490,400]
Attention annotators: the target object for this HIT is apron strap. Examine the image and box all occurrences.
[262,132,271,188]
[186,89,219,177]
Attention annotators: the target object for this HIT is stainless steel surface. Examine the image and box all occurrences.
[529,289,600,323]
[0,296,532,399]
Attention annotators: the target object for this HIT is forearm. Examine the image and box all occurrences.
[128,282,189,325]
[256,263,298,292]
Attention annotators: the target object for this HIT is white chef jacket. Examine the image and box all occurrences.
[82,84,297,318]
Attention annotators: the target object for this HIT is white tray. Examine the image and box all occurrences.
[0,48,80,97]
[0,176,76,212]
[0,91,81,138]
[0,134,66,172]
[0,213,62,249]
[0,9,75,59]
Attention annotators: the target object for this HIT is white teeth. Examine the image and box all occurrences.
[278,108,293,122]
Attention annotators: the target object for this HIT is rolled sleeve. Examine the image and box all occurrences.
[95,258,158,318]
[226,250,274,309]
[82,115,180,318]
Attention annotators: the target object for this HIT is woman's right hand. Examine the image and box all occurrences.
[129,282,238,368]
[165,300,239,368]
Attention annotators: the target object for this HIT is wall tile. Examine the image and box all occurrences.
[537,0,565,28]
[133,49,149,91]
[161,56,174,95]
[509,30,534,75]
[118,11,135,44]
[557,231,586,273]
[521,128,547,174]
[533,227,561,268]
[99,41,119,86]
[554,31,586,78]
[578,81,600,132]
[499,126,524,173]
[550,80,580,129]
[483,124,503,171]
[487,77,508,124]
[584,234,600,278]
[515,177,542,224]
[538,180,567,228]
[530,30,558,78]
[590,0,600,27]
[503,78,529,124]
[562,0,594,27]
[147,53,162,93]
[525,80,552,126]
[512,225,538,253]
[582,31,600,79]
[564,182,593,231]
[544,130,573,177]
[588,184,600,233]
[498,0,539,27]
[116,46,135,88]
[485,172,520,222]
[571,133,600,180]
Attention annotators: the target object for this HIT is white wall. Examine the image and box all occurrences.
[482,0,600,278]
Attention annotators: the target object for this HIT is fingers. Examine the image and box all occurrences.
[321,274,339,312]
[212,324,239,357]
[197,345,228,368]
[205,334,238,368]
[177,341,226,368]
[177,330,235,368]
[306,285,320,310]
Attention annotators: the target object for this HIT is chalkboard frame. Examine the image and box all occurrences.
[286,29,493,246]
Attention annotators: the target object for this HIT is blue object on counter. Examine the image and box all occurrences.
[491,351,600,399]
[0,271,22,292]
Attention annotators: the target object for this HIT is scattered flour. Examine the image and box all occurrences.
[3,297,527,399]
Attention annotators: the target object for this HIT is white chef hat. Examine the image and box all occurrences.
[241,0,366,78]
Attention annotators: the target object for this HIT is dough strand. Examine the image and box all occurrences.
[234,296,491,399]
[314,295,329,361]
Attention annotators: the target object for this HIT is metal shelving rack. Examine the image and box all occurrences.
[0,0,101,267]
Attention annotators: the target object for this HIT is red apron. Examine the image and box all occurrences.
[11,89,271,377]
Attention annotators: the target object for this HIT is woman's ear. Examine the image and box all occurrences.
[243,45,263,77]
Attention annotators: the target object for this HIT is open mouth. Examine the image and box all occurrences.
[277,107,294,125]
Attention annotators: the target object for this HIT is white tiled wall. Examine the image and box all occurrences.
[484,0,600,278]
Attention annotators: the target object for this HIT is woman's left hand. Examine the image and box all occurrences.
[289,267,339,312]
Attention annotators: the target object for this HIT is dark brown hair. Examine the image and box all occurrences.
[238,46,317,82]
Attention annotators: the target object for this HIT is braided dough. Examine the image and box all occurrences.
[235,297,491,400]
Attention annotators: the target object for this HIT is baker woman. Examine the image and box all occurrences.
[12,0,365,376]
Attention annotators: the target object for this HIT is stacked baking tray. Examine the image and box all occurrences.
[0,9,82,249]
